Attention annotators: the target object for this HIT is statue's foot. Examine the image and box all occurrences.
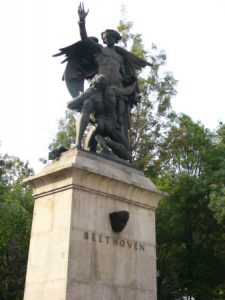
[48,145,69,160]
[95,135,110,152]
[71,143,82,150]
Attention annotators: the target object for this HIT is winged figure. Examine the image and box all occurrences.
[53,3,152,159]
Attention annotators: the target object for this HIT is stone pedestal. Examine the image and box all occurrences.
[23,150,165,300]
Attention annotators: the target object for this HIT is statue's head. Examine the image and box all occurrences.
[101,29,121,46]
[90,74,107,90]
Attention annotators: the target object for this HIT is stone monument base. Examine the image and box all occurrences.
[23,150,164,300]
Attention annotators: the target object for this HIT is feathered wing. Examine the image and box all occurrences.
[114,46,152,136]
[115,46,152,75]
[115,46,152,104]
[53,38,100,97]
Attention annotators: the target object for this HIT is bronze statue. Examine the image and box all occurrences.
[67,74,136,160]
[53,2,152,161]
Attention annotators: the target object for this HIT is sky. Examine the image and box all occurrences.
[0,0,224,173]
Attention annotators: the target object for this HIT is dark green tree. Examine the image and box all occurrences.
[155,115,225,300]
[207,122,225,224]
[0,152,33,300]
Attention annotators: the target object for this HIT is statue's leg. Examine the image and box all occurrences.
[84,126,98,152]
[110,128,130,151]
[95,135,111,153]
[105,139,131,161]
[104,121,131,160]
[75,101,93,149]
[117,98,125,129]
[116,98,130,139]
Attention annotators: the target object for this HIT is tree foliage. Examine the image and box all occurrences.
[153,114,213,177]
[156,115,225,299]
[0,152,33,300]
[49,109,77,151]
[117,19,177,169]
[207,123,225,224]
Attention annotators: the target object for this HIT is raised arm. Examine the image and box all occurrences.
[77,2,89,40]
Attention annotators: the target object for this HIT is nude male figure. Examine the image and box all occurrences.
[67,74,136,160]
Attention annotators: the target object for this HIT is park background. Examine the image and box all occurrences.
[0,1,225,299]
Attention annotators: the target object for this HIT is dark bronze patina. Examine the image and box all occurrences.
[53,2,152,161]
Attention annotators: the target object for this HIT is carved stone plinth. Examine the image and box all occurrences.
[23,150,165,300]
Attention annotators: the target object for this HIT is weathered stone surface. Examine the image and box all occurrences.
[24,150,165,300]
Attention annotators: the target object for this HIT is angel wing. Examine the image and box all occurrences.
[115,46,152,111]
[115,46,152,74]
[115,46,152,105]
[53,38,100,97]
[113,46,152,135]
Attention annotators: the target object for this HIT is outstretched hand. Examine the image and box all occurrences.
[78,2,89,21]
